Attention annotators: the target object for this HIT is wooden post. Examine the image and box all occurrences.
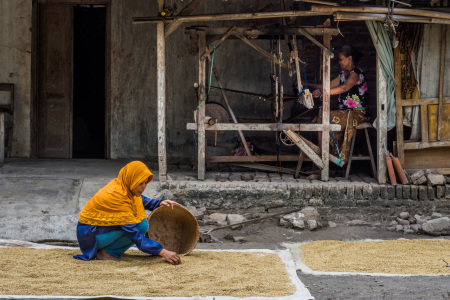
[321,34,331,181]
[376,55,388,184]
[197,32,207,180]
[437,24,446,141]
[0,112,4,163]
[157,0,167,181]
[394,46,405,165]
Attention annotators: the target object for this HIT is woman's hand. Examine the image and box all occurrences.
[159,248,181,265]
[159,199,180,209]
[312,89,322,98]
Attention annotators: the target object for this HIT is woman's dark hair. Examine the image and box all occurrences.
[339,45,363,64]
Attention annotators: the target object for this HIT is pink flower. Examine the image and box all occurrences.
[346,99,358,108]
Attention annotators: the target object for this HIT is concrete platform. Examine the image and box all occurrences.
[0,158,449,241]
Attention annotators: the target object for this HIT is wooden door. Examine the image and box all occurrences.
[38,4,72,158]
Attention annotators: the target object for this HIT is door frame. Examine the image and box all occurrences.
[31,0,111,158]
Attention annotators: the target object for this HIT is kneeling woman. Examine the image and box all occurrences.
[74,161,181,264]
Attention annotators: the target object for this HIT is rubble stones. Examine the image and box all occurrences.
[431,212,443,219]
[328,221,337,228]
[279,207,321,230]
[233,236,247,243]
[397,218,410,226]
[421,217,450,236]
[427,174,446,186]
[399,212,410,219]
[227,214,246,225]
[347,220,371,226]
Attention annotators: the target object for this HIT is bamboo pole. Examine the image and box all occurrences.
[133,11,326,24]
[394,46,405,166]
[334,12,450,25]
[157,0,167,181]
[197,32,207,180]
[437,24,446,141]
[164,0,206,37]
[376,55,388,184]
[321,34,331,181]
[311,5,450,21]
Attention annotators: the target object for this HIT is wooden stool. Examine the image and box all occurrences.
[345,122,376,179]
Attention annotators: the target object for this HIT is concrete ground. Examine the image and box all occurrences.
[0,158,449,300]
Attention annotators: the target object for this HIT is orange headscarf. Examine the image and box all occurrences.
[78,161,154,226]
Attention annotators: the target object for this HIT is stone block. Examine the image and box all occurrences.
[410,185,418,200]
[395,185,403,199]
[304,186,312,199]
[354,185,363,200]
[418,186,428,201]
[342,200,357,207]
[268,199,285,208]
[370,185,380,200]
[387,185,395,200]
[445,185,450,199]
[324,199,340,206]
[436,185,445,198]
[309,198,323,206]
[322,185,330,200]
[356,200,370,207]
[233,236,247,243]
[422,217,450,236]
[329,186,339,200]
[427,186,435,200]
[314,185,322,198]
[402,185,410,199]
[399,212,410,219]
[362,185,370,199]
[402,200,417,207]
[370,199,387,207]
[410,170,425,181]
[427,174,446,186]
[346,185,355,200]
[380,185,387,199]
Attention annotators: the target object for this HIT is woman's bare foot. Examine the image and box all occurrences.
[97,249,120,262]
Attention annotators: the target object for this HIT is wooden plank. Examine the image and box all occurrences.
[232,163,297,175]
[133,11,326,24]
[197,32,207,180]
[321,34,331,181]
[301,0,340,6]
[295,152,305,179]
[438,24,447,140]
[437,168,450,175]
[401,97,450,106]
[404,147,450,169]
[157,21,167,181]
[157,0,164,12]
[201,26,237,61]
[284,130,324,169]
[191,27,340,36]
[376,55,388,184]
[0,112,4,163]
[335,12,450,25]
[186,123,341,131]
[311,5,450,20]
[403,140,450,150]
[165,0,206,38]
[205,155,300,163]
[299,135,344,167]
[235,34,289,71]
[394,45,405,166]
[421,104,429,143]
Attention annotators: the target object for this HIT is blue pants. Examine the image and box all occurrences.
[96,218,149,258]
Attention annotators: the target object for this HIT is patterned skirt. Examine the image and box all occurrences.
[318,110,366,164]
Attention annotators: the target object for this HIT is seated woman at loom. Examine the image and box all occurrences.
[73,161,181,264]
[308,45,369,164]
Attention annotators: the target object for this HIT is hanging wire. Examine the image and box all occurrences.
[193,45,217,145]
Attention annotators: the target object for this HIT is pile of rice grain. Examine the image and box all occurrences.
[299,239,450,275]
[0,248,296,297]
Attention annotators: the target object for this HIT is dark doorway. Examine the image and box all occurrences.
[73,5,106,158]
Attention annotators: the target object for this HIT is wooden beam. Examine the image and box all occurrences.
[301,0,340,6]
[334,12,450,25]
[232,163,297,175]
[295,152,305,179]
[438,24,446,140]
[311,5,450,20]
[197,32,207,180]
[421,103,429,143]
[0,112,4,163]
[394,45,405,166]
[235,33,289,71]
[165,0,206,38]
[201,26,237,60]
[133,11,326,24]
[157,0,164,12]
[401,97,450,106]
[157,21,167,181]
[206,155,300,163]
[321,34,331,181]
[186,123,342,131]
[376,55,388,184]
[284,130,324,169]
[190,27,341,36]
[403,140,450,150]
[297,27,334,58]
[299,135,344,167]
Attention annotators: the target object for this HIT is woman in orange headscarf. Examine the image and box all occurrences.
[74,161,181,264]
